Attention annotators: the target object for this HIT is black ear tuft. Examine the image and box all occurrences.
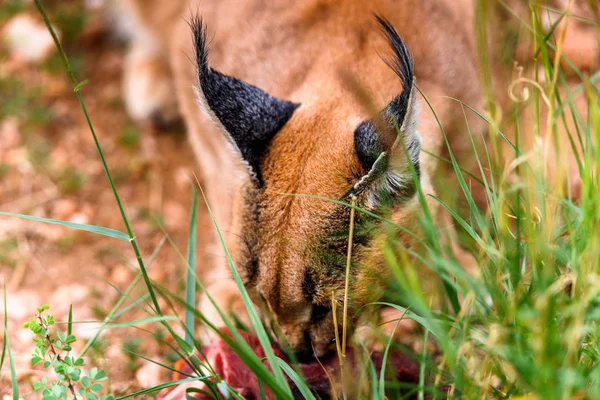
[191,17,300,182]
[375,15,415,129]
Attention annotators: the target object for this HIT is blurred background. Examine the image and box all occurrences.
[1,0,198,393]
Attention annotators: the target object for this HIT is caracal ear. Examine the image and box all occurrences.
[353,16,421,209]
[191,17,300,183]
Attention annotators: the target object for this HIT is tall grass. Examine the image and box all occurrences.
[1,0,599,399]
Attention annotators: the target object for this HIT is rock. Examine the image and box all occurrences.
[163,201,187,231]
[53,199,78,220]
[109,265,133,287]
[0,290,41,321]
[3,14,59,63]
[50,284,89,314]
[69,212,89,225]
[135,361,162,388]
[174,167,192,190]
[0,117,20,150]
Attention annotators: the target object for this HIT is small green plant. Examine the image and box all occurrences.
[117,126,141,150]
[24,305,114,400]
[57,167,86,194]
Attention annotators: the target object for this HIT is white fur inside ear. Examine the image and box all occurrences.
[354,79,422,210]
[400,81,420,135]
[399,81,422,167]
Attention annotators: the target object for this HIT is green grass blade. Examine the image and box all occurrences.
[115,377,209,399]
[127,351,198,379]
[3,286,19,400]
[275,357,317,400]
[379,318,403,399]
[103,315,179,329]
[0,286,6,372]
[417,330,429,400]
[68,304,73,336]
[185,185,199,347]
[0,212,130,241]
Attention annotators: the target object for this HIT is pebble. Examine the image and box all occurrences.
[69,212,90,225]
[109,265,134,287]
[135,361,162,388]
[50,284,89,314]
[53,199,77,220]
[3,14,58,63]
[163,201,188,231]
[0,117,20,150]
[0,290,41,321]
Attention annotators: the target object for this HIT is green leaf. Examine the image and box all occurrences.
[174,335,194,355]
[91,383,103,392]
[73,79,88,92]
[0,212,130,241]
[82,376,91,387]
[68,305,73,336]
[70,369,82,381]
[51,385,62,396]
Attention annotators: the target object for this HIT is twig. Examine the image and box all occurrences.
[341,195,357,357]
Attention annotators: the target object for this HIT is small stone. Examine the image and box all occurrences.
[0,117,20,150]
[163,201,187,231]
[3,14,59,63]
[50,284,89,314]
[69,212,89,225]
[53,199,78,220]
[135,361,162,388]
[174,167,192,190]
[109,266,133,287]
[0,290,41,321]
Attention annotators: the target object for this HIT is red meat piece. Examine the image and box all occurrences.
[157,329,420,399]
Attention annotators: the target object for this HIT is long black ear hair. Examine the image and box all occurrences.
[353,16,421,209]
[191,17,300,183]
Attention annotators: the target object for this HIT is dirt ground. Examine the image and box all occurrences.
[1,2,204,396]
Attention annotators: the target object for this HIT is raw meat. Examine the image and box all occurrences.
[157,329,421,399]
